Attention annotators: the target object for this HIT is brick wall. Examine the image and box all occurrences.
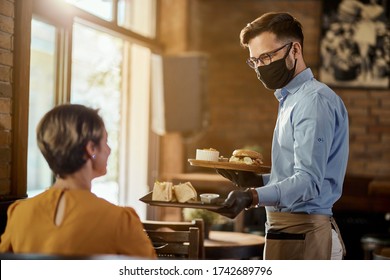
[0,0,14,195]
[173,0,390,178]
[338,89,390,176]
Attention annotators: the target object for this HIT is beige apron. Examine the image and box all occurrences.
[264,212,346,260]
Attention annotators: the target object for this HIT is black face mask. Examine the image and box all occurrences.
[255,50,297,90]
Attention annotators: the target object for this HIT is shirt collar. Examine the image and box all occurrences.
[273,68,314,103]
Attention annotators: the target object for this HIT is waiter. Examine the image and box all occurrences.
[216,12,349,260]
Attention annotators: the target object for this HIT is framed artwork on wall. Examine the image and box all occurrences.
[319,0,390,89]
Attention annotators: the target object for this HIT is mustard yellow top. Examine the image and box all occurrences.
[0,188,156,259]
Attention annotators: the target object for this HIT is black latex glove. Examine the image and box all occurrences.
[212,189,253,219]
[216,169,263,188]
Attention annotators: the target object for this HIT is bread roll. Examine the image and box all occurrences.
[232,149,263,160]
[229,149,263,165]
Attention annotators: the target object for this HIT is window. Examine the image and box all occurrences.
[66,0,113,21]
[66,0,156,37]
[26,0,158,218]
[70,22,123,204]
[118,0,156,37]
[27,19,56,197]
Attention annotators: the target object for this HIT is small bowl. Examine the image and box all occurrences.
[196,149,220,161]
[200,193,220,204]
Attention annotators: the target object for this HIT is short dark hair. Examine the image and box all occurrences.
[36,104,105,178]
[240,12,304,50]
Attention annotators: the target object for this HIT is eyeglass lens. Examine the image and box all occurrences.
[246,42,292,68]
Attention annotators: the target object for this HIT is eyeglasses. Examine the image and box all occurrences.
[246,42,293,68]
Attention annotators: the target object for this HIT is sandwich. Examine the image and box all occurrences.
[152,181,197,203]
[173,182,197,203]
[229,149,263,165]
[152,181,174,201]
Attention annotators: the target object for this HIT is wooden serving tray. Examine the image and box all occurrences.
[140,192,226,210]
[188,159,271,173]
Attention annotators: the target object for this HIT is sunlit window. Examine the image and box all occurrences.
[71,23,123,204]
[27,19,56,197]
[64,0,156,38]
[118,0,156,37]
[66,0,113,21]
[27,0,157,219]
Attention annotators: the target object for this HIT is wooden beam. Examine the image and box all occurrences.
[11,0,33,198]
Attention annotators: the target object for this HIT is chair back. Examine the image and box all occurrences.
[143,219,204,259]
[0,199,20,236]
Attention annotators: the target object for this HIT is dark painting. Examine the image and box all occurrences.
[319,0,390,88]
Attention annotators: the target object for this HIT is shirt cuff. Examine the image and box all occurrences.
[258,185,279,205]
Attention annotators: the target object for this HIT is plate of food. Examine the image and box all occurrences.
[139,181,226,210]
[188,149,271,173]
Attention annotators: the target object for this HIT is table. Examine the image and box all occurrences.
[204,231,265,259]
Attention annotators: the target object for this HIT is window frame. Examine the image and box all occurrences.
[12,0,161,199]
[12,0,33,198]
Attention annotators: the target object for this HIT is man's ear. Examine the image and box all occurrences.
[293,42,302,56]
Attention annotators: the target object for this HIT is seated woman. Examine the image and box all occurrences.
[0,104,156,259]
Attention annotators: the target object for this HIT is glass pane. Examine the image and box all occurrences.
[126,44,151,219]
[66,0,113,21]
[118,0,156,38]
[27,19,56,197]
[71,22,123,204]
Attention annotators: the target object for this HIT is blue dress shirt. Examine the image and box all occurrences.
[258,68,349,216]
